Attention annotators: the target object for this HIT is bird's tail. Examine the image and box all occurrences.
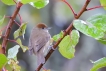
[36,52,45,67]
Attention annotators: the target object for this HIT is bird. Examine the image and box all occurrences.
[28,23,51,66]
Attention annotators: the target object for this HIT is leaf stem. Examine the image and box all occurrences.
[8,39,21,46]
[7,39,17,43]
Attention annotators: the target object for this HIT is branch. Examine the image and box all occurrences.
[75,0,90,19]
[35,0,91,71]
[1,2,23,54]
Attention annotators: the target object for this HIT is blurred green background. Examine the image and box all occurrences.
[0,0,106,71]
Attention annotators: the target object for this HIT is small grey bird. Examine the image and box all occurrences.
[28,23,51,66]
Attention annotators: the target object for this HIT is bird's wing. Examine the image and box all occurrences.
[28,30,50,55]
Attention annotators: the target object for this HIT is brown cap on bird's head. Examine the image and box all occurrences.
[36,23,47,29]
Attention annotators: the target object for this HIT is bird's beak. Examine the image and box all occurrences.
[47,27,52,30]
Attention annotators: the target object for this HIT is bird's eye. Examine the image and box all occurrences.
[42,27,44,29]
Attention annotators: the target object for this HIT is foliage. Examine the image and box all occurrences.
[53,31,63,42]
[0,54,7,69]
[90,57,106,71]
[7,45,20,59]
[73,14,106,71]
[0,0,106,71]
[14,23,27,39]
[0,15,5,25]
[1,0,49,9]
[58,30,79,59]
[100,0,106,10]
[7,45,21,71]
[16,38,28,52]
[73,19,104,39]
[30,0,49,9]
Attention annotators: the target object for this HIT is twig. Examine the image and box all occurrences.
[2,67,5,71]
[1,2,23,54]
[35,0,91,71]
[5,16,21,26]
[0,26,7,38]
[0,26,7,31]
[62,0,77,17]
[8,39,17,43]
[14,20,21,26]
[86,5,106,11]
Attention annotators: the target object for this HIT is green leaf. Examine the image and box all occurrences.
[14,29,20,39]
[98,34,106,44]
[8,59,21,71]
[87,14,106,44]
[20,23,27,39]
[30,0,49,9]
[100,0,106,10]
[53,31,63,41]
[0,15,5,25]
[59,30,79,59]
[90,57,106,71]
[7,45,20,59]
[73,20,104,40]
[0,45,3,53]
[87,14,106,32]
[1,0,36,5]
[98,39,106,44]
[14,23,27,39]
[1,0,15,5]
[0,54,7,69]
[21,0,36,4]
[70,30,80,45]
[0,31,2,39]
[16,38,28,52]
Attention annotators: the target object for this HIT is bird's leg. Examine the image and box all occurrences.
[49,38,56,50]
[45,38,55,50]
